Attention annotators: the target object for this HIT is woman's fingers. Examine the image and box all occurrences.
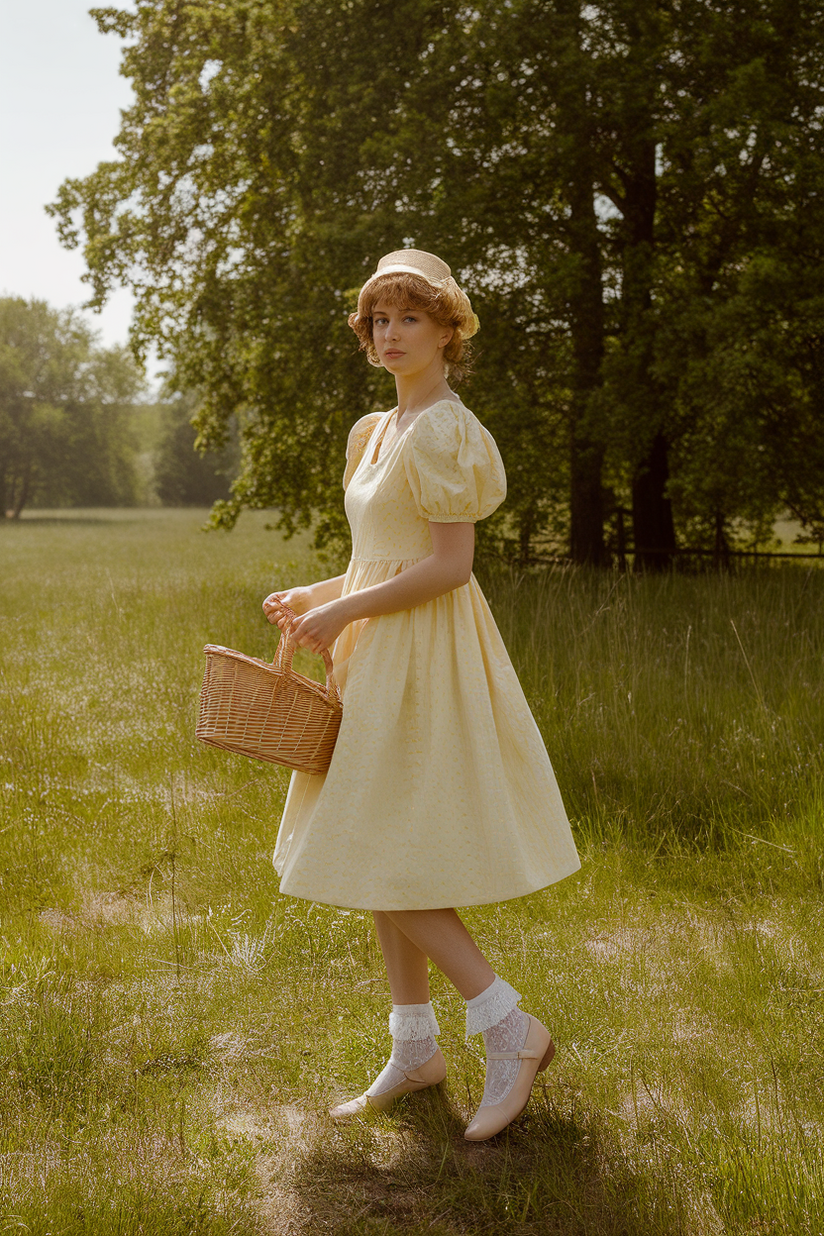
[263,592,294,622]
[263,591,338,652]
[287,617,310,646]
[287,614,325,654]
[263,587,311,621]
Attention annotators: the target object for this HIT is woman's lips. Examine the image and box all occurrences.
[384,349,405,358]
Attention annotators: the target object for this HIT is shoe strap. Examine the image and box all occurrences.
[486,1048,542,1061]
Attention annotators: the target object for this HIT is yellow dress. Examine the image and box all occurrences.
[273,399,581,909]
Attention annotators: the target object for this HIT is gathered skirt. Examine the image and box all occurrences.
[273,555,581,910]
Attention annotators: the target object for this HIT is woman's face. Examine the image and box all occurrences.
[371,300,453,378]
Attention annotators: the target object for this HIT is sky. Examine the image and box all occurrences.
[0,1,158,373]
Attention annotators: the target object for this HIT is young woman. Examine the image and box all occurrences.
[262,249,580,1140]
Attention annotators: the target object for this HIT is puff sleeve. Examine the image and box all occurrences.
[343,412,382,489]
[403,401,506,523]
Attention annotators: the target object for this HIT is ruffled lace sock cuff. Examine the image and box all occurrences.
[388,1001,441,1041]
[465,975,522,1039]
[368,1001,441,1097]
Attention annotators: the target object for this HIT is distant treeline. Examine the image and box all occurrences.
[0,297,234,519]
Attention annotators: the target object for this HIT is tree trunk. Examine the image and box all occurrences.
[10,469,30,521]
[632,431,675,570]
[620,131,677,571]
[563,4,607,566]
[570,436,605,564]
[713,508,731,571]
[607,0,677,572]
[615,505,628,572]
[567,207,606,564]
[518,503,537,567]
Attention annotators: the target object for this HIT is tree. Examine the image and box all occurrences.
[0,297,144,518]
[650,0,824,553]
[154,389,236,506]
[49,0,824,563]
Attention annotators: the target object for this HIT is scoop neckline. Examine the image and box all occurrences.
[368,398,462,465]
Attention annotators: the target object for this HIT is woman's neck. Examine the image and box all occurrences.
[395,368,455,422]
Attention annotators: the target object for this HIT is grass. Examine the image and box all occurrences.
[1,508,823,1235]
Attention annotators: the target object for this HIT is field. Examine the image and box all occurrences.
[1,508,823,1236]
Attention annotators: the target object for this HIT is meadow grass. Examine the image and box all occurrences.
[1,509,822,1235]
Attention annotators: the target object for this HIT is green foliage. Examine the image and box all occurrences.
[154,390,237,506]
[49,1,824,564]
[0,297,145,518]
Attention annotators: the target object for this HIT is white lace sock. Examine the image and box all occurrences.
[465,975,529,1108]
[366,1001,441,1097]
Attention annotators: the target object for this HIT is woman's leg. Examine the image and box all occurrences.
[383,908,494,999]
[328,913,445,1117]
[370,913,440,1083]
[333,906,550,1136]
[384,908,552,1140]
[372,911,430,1004]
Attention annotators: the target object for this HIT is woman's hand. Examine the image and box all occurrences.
[262,587,353,652]
[262,586,315,630]
[286,597,354,655]
[262,575,347,632]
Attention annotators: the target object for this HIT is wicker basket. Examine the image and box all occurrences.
[196,624,343,775]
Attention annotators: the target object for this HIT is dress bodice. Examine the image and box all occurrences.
[343,400,506,562]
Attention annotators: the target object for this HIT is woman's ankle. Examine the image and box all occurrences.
[367,1001,441,1096]
[464,975,522,1039]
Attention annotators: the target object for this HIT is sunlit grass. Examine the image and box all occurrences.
[1,509,822,1234]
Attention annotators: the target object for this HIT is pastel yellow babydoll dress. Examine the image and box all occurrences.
[273,399,581,909]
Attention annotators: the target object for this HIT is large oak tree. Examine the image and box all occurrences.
[50,0,824,563]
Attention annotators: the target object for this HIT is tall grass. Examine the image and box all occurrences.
[1,510,822,1235]
[480,562,824,851]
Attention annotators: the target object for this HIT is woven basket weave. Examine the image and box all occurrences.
[196,621,342,775]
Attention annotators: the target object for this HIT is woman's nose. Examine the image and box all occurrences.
[384,318,400,340]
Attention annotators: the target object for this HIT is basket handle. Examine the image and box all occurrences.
[271,601,341,701]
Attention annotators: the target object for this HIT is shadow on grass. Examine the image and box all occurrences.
[284,1083,686,1236]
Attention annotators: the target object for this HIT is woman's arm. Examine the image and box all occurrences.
[262,574,346,624]
[283,523,475,653]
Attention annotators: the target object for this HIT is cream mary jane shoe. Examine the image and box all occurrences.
[329,1048,447,1121]
[464,1014,555,1141]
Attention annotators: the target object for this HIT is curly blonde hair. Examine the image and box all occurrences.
[348,272,477,384]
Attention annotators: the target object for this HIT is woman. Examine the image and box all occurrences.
[262,249,580,1141]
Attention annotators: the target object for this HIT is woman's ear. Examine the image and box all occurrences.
[439,327,455,350]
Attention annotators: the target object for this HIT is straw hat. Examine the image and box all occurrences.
[359,249,479,339]
[362,248,453,287]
